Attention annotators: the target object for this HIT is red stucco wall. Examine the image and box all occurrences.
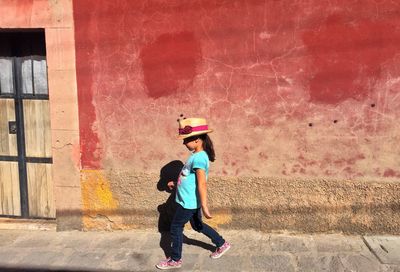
[73,0,400,179]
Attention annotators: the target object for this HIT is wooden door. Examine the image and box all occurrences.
[0,31,55,219]
[24,99,54,218]
[0,97,21,216]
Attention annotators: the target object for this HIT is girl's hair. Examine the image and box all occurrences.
[199,134,215,162]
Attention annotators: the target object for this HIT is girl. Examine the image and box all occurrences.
[156,117,231,270]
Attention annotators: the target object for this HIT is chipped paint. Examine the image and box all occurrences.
[205,210,233,230]
[81,170,131,230]
[183,210,233,231]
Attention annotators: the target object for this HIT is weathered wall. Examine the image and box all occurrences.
[73,0,400,233]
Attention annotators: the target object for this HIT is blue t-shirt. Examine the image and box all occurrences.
[176,151,209,209]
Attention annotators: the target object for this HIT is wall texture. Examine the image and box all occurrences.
[73,0,400,233]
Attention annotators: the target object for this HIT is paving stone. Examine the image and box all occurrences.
[201,254,248,272]
[251,254,295,272]
[270,235,312,253]
[296,254,346,272]
[179,253,203,271]
[65,250,108,270]
[182,234,215,255]
[380,265,394,272]
[0,230,27,246]
[0,248,75,271]
[312,234,366,253]
[340,254,382,272]
[0,248,30,265]
[225,229,270,252]
[104,250,152,271]
[383,265,400,272]
[0,229,396,272]
[364,236,400,265]
[12,237,55,248]
[93,232,149,249]
[150,230,216,257]
[140,232,164,251]
[12,250,67,268]
[142,250,170,271]
[55,232,105,250]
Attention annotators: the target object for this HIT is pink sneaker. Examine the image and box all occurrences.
[210,241,231,259]
[156,258,182,270]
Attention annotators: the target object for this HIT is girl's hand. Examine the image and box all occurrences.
[202,206,213,219]
[167,181,175,190]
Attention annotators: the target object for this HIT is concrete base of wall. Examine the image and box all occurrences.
[76,169,400,234]
[0,218,56,231]
[56,210,83,231]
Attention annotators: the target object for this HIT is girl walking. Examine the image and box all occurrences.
[156,117,231,270]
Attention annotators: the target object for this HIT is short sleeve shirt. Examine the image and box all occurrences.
[176,151,209,209]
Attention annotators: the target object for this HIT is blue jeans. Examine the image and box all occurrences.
[170,204,225,261]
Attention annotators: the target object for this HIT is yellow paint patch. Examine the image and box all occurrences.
[185,209,232,230]
[206,210,233,229]
[81,170,131,230]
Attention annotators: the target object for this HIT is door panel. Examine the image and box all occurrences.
[0,99,17,156]
[0,161,21,216]
[0,58,14,94]
[23,100,52,158]
[26,163,55,218]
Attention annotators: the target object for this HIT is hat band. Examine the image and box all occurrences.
[179,125,209,135]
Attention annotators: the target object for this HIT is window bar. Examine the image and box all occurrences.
[13,57,29,218]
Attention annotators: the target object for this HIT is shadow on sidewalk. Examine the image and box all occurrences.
[157,160,214,258]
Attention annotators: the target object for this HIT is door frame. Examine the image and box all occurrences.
[0,30,53,219]
[0,0,83,230]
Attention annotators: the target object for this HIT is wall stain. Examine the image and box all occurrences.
[140,32,201,99]
[81,170,130,230]
[383,168,400,178]
[303,14,400,104]
[185,210,232,231]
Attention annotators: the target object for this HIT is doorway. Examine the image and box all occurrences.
[0,30,55,219]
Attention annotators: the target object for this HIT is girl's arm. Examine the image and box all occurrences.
[196,168,212,219]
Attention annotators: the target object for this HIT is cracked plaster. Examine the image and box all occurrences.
[74,0,400,179]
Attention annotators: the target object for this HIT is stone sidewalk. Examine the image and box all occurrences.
[0,229,399,272]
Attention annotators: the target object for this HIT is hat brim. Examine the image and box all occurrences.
[177,129,213,139]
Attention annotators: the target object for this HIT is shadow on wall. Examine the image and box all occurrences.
[157,160,182,258]
[57,173,400,234]
[57,203,400,234]
[157,160,183,232]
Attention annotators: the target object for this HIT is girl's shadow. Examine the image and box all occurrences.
[157,160,214,258]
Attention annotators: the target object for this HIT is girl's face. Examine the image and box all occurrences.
[183,136,201,152]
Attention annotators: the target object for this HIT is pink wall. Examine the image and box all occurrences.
[73,0,400,179]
